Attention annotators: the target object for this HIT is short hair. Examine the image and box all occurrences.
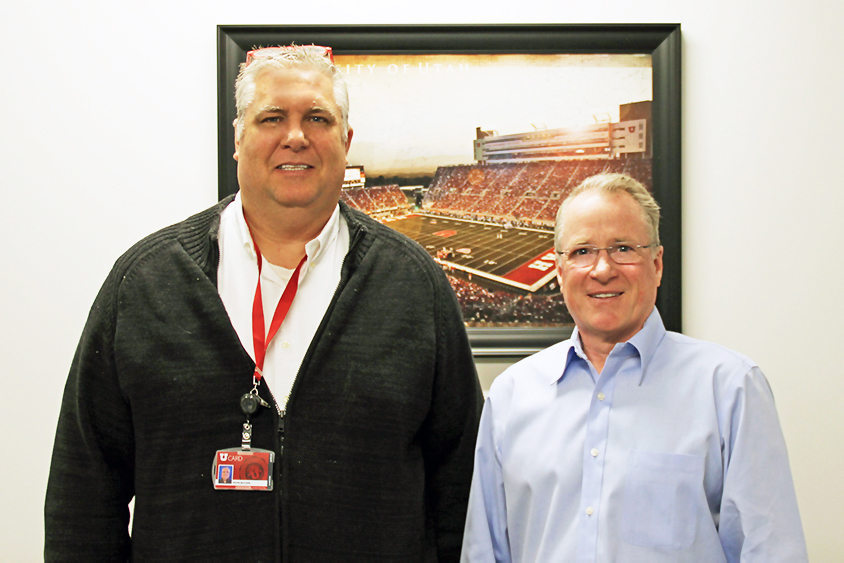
[554,172,661,252]
[233,46,350,143]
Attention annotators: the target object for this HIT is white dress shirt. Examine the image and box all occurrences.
[217,194,349,410]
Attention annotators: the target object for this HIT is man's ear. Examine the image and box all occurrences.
[344,127,354,156]
[233,118,240,161]
[555,256,566,303]
[653,246,664,287]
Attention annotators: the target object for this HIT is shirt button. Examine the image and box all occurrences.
[586,507,594,515]
[591,448,599,457]
[282,341,291,349]
[597,393,605,401]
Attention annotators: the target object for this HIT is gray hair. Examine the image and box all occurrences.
[234,46,350,142]
[554,172,661,252]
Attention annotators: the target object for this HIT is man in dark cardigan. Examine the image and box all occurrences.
[45,45,482,561]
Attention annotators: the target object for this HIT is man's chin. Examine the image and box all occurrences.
[578,317,637,342]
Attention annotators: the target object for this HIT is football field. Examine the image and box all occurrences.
[383,214,557,292]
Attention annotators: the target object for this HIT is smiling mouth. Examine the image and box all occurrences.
[591,293,622,299]
[277,164,312,170]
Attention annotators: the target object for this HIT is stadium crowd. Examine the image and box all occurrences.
[447,275,572,326]
[423,159,652,227]
[340,185,409,214]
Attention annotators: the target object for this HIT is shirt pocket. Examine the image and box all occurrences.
[620,450,704,550]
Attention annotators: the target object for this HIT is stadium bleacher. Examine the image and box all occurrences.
[340,185,409,215]
[422,159,652,227]
[447,275,572,326]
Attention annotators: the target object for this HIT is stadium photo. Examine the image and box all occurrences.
[337,53,653,328]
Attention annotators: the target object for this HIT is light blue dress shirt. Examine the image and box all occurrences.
[462,308,807,562]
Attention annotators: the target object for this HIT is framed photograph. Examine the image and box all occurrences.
[218,24,681,356]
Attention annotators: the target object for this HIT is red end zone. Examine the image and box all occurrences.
[503,249,557,285]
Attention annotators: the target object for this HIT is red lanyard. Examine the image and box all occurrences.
[248,232,307,383]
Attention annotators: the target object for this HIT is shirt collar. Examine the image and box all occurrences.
[232,192,341,267]
[626,307,667,380]
[554,307,666,385]
[548,329,583,386]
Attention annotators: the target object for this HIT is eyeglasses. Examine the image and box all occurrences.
[245,45,334,66]
[556,244,658,268]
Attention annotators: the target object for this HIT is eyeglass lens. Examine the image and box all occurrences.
[568,246,644,267]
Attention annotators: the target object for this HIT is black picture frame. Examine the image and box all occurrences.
[217,24,681,356]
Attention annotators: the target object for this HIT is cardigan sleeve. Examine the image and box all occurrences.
[45,267,135,561]
[421,267,484,561]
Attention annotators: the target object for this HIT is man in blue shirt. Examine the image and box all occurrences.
[461,173,807,562]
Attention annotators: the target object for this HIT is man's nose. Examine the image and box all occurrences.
[283,121,308,151]
[590,250,617,280]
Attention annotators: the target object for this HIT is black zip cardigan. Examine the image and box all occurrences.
[45,197,482,561]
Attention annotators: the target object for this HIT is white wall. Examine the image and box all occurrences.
[2,1,842,560]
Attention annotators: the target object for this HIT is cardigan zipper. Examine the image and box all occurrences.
[272,219,366,453]
[262,212,366,562]
[263,385,285,460]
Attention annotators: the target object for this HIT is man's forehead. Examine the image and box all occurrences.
[563,190,649,237]
[250,69,337,112]
[567,190,639,218]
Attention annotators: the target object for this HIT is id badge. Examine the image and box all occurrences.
[212,448,274,491]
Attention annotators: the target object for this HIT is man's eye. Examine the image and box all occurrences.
[571,248,593,256]
[309,115,329,123]
[262,116,281,123]
[615,245,634,253]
